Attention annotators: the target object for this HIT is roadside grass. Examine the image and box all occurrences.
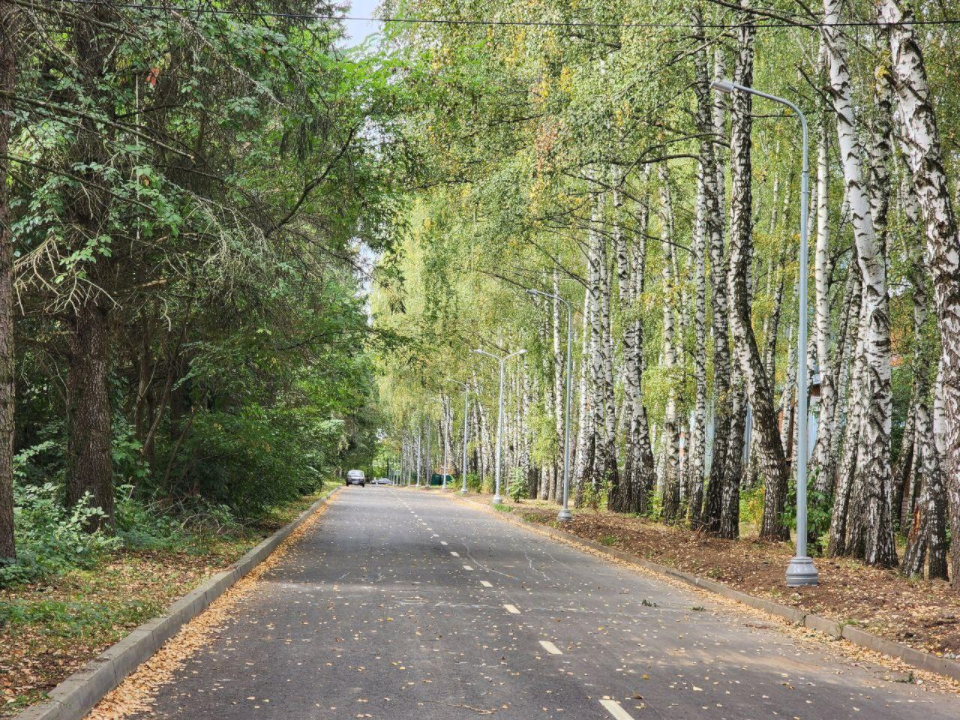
[0,489,328,717]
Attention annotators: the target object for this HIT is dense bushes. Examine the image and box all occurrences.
[165,408,326,520]
[0,483,116,586]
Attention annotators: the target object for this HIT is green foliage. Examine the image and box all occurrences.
[0,597,157,639]
[584,480,609,513]
[740,485,766,531]
[482,474,496,494]
[783,482,832,555]
[165,407,325,520]
[0,484,117,587]
[465,472,483,492]
[508,468,527,502]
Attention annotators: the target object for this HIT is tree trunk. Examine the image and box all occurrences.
[703,46,732,535]
[552,271,565,503]
[822,0,897,566]
[621,168,656,514]
[720,366,746,539]
[687,15,710,526]
[658,163,681,523]
[573,276,594,506]
[829,269,865,556]
[66,302,115,531]
[0,0,17,563]
[811,48,837,492]
[726,4,790,542]
[878,0,960,586]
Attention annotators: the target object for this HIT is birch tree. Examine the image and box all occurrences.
[821,0,897,566]
[726,4,791,542]
[878,0,960,585]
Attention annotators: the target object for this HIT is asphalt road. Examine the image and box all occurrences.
[135,487,960,719]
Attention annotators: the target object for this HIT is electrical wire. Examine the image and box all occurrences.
[44,0,960,31]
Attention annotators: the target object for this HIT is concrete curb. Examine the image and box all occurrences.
[455,495,960,683]
[17,489,339,720]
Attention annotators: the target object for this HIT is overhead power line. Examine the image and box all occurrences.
[45,0,960,31]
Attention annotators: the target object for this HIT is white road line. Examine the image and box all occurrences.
[440,541,448,546]
[503,604,521,615]
[463,565,474,571]
[599,699,634,720]
[480,580,493,588]
[450,551,460,557]
[539,641,562,655]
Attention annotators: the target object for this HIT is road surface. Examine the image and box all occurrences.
[132,487,960,719]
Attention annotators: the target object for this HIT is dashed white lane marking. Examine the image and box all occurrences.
[599,699,634,720]
[480,580,493,588]
[440,541,448,546]
[463,565,474,571]
[503,604,521,615]
[427,528,433,532]
[431,534,439,538]
[539,641,562,655]
[450,551,460,557]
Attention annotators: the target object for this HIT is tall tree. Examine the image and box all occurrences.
[879,0,960,586]
[726,3,790,542]
[0,0,17,561]
[821,0,897,566]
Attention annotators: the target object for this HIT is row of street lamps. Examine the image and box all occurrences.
[395,79,817,588]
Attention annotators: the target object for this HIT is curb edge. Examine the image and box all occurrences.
[16,488,339,720]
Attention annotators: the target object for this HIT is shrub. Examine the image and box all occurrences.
[739,484,766,530]
[481,474,495,494]
[163,407,324,519]
[465,472,483,492]
[508,468,527,502]
[0,483,117,587]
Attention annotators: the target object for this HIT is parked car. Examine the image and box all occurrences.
[373,477,393,485]
[345,469,365,487]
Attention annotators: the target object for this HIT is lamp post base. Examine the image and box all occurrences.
[786,556,819,587]
[557,508,572,522]
[460,488,468,495]
[492,494,502,505]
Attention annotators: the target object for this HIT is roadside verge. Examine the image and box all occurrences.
[17,488,339,720]
[443,491,960,684]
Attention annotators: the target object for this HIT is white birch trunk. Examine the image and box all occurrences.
[878,0,960,585]
[658,163,681,523]
[821,0,896,566]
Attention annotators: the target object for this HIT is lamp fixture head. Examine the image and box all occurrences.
[711,79,735,94]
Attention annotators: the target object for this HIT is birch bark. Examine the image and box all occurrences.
[703,47,732,534]
[822,0,897,566]
[687,12,710,525]
[877,0,960,584]
[726,4,791,541]
[658,163,681,523]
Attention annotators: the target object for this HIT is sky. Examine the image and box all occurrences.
[341,0,382,47]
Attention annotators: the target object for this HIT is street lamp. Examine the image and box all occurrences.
[473,347,526,505]
[712,78,818,587]
[447,380,471,495]
[526,289,574,522]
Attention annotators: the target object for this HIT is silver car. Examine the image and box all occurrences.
[345,469,365,487]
